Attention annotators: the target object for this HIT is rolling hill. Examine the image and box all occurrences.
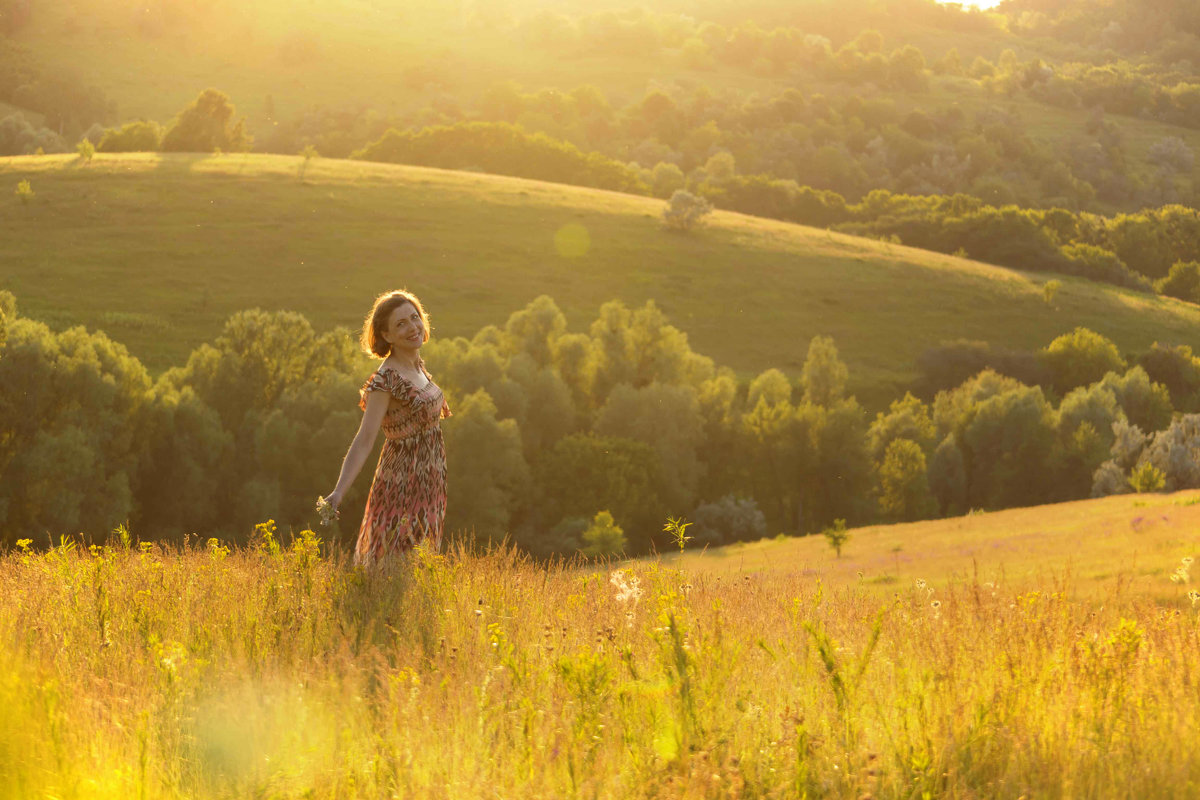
[668,489,1200,601]
[3,152,1200,407]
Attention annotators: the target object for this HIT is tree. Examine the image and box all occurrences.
[442,390,531,544]
[822,518,849,558]
[801,336,848,407]
[537,433,662,548]
[929,434,967,516]
[961,386,1059,509]
[877,438,936,521]
[595,382,705,510]
[581,510,626,558]
[160,88,251,153]
[1155,261,1200,303]
[662,189,712,231]
[0,317,153,542]
[1040,327,1126,395]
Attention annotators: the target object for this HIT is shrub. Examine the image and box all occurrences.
[1040,327,1126,395]
[161,88,251,153]
[1154,261,1200,303]
[662,189,712,232]
[689,495,767,547]
[76,138,94,162]
[581,510,626,557]
[822,518,849,557]
[1129,461,1166,493]
[0,114,67,156]
[97,120,162,152]
[1058,244,1153,292]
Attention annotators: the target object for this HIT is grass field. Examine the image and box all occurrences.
[2,493,1199,798]
[3,153,1200,407]
[670,489,1200,599]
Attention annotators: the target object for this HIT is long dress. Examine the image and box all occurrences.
[354,360,451,566]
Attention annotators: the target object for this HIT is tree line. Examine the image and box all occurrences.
[3,290,1199,554]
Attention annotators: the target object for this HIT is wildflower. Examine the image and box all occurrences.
[931,600,942,609]
[315,495,339,527]
[1184,557,1195,565]
[915,579,927,591]
[610,570,643,604]
[1189,590,1200,607]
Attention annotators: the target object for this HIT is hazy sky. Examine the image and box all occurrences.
[940,0,1004,8]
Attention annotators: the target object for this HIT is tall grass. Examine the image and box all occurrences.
[2,531,1199,798]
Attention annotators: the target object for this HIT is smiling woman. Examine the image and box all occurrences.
[323,289,452,567]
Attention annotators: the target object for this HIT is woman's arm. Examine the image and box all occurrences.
[324,390,390,510]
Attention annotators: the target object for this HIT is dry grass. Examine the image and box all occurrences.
[2,503,1200,798]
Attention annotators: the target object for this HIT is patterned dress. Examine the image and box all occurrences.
[355,361,451,566]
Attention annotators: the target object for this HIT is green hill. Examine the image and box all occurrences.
[668,489,1200,600]
[3,152,1200,406]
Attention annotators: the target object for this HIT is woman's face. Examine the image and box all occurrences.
[383,301,425,355]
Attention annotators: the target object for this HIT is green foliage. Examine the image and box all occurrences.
[14,178,32,204]
[75,137,95,162]
[1041,328,1126,395]
[662,516,692,553]
[0,114,67,156]
[353,121,647,194]
[1129,462,1166,493]
[662,190,712,232]
[537,433,662,547]
[822,518,849,557]
[960,385,1059,509]
[1138,343,1200,412]
[877,439,936,521]
[689,495,766,547]
[580,509,625,557]
[801,336,848,407]
[1155,261,1200,304]
[0,317,152,542]
[161,88,251,153]
[1043,280,1061,306]
[929,434,967,516]
[441,390,530,544]
[97,120,162,152]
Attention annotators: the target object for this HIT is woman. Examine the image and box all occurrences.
[324,290,451,566]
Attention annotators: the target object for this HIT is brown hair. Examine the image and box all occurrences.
[360,290,431,357]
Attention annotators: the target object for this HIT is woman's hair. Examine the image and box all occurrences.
[360,290,431,357]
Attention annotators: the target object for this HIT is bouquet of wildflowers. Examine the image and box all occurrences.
[315,495,340,527]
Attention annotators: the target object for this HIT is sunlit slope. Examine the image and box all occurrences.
[4,152,1200,404]
[671,490,1200,598]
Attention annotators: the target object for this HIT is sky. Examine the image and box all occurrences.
[939,0,1004,8]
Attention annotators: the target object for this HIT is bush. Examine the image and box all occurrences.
[161,89,251,153]
[1137,343,1200,412]
[0,114,67,156]
[915,340,1048,397]
[97,120,163,152]
[1154,261,1200,303]
[689,495,767,547]
[1040,327,1126,395]
[1059,244,1153,292]
[662,190,713,232]
[353,121,648,194]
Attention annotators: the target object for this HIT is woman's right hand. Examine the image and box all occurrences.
[324,489,343,510]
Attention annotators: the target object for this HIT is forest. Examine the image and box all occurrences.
[3,289,1199,554]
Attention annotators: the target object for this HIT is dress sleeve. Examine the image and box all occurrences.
[358,370,396,411]
[440,396,453,419]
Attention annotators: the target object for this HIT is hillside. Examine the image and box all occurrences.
[4,152,1200,406]
[670,489,1200,600]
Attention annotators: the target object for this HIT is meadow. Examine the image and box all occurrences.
[5,153,1200,407]
[2,491,1199,798]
